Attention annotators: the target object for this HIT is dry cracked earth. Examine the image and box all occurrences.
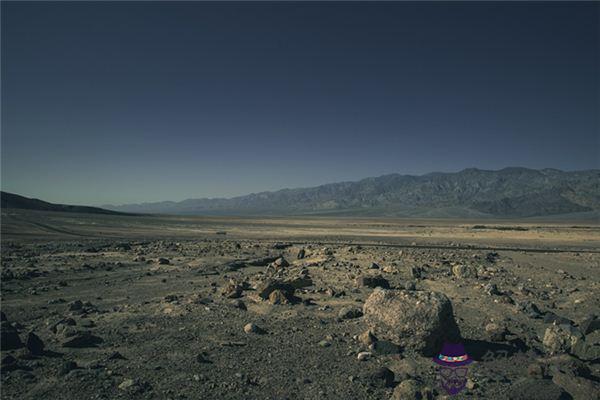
[1,211,600,399]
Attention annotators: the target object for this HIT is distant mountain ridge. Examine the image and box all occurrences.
[104,168,600,218]
[1,192,134,216]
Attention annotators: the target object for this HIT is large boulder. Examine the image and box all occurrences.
[363,288,460,356]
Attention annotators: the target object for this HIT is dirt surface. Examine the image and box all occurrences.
[1,209,599,399]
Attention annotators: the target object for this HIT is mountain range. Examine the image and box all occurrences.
[103,168,600,218]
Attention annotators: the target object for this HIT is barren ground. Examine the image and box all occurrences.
[1,209,599,399]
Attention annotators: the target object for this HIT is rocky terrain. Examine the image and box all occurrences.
[1,210,599,399]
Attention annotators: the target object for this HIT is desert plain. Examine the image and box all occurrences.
[1,209,599,399]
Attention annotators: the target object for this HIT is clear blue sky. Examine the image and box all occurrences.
[2,2,598,206]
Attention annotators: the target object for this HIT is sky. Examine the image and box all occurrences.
[2,2,598,206]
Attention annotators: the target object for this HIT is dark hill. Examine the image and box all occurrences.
[1,192,135,216]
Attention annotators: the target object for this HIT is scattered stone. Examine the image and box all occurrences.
[355,275,390,289]
[571,331,600,361]
[26,332,44,356]
[357,351,371,361]
[338,306,363,320]
[369,367,394,388]
[527,363,547,378]
[268,289,290,305]
[486,252,499,263]
[505,378,569,400]
[579,314,600,335]
[273,257,289,269]
[452,264,477,279]
[372,340,402,355]
[108,351,126,360]
[230,299,247,310]
[318,340,332,348]
[516,300,543,319]
[272,242,292,249]
[358,330,377,346]
[68,300,84,312]
[484,283,500,295]
[543,324,584,355]
[545,354,591,378]
[391,379,427,400]
[62,332,103,348]
[222,281,243,299]
[256,279,295,300]
[243,323,264,334]
[544,312,573,326]
[1,354,17,367]
[297,248,306,259]
[552,369,600,400]
[119,378,135,390]
[408,266,422,279]
[60,360,78,375]
[285,273,313,289]
[363,288,460,356]
[370,262,380,269]
[485,323,508,342]
[157,258,170,265]
[196,352,211,363]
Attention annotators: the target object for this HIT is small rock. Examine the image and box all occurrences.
[452,265,477,279]
[369,367,394,388]
[355,275,390,289]
[358,330,377,346]
[119,378,135,390]
[60,360,78,375]
[551,369,600,399]
[26,332,44,356]
[222,281,243,299]
[506,378,570,400]
[297,248,306,259]
[62,332,103,348]
[527,363,546,378]
[230,299,247,310]
[357,351,371,361]
[484,283,500,295]
[243,323,263,334]
[543,324,583,355]
[391,379,424,400]
[108,351,126,360]
[0,321,23,350]
[157,258,170,265]
[268,289,290,305]
[273,257,289,269]
[338,307,363,320]
[485,323,508,342]
[579,315,600,335]
[318,340,332,348]
[1,354,17,367]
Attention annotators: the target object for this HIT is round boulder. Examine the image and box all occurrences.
[363,288,460,356]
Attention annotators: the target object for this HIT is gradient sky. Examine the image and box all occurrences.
[2,2,599,206]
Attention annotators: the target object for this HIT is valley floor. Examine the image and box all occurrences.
[1,210,599,399]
